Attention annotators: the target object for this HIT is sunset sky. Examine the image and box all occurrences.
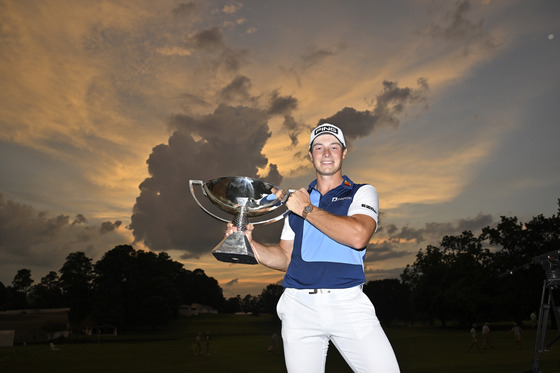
[1,0,559,298]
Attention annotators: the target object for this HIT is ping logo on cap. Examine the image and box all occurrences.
[314,125,339,137]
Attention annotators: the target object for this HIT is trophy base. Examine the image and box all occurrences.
[212,231,258,265]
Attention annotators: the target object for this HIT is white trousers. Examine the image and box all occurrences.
[277,286,400,373]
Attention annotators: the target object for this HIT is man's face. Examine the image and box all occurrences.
[309,134,347,176]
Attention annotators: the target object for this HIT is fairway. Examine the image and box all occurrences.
[1,314,559,372]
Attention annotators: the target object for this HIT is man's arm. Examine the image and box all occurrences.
[226,223,293,272]
[305,210,375,249]
[286,188,376,249]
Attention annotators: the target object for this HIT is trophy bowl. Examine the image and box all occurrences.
[189,176,289,264]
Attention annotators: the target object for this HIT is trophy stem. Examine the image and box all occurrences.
[232,208,248,231]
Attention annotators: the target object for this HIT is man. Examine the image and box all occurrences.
[481,322,492,349]
[227,123,400,372]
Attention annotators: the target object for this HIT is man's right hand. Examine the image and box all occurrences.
[225,222,254,241]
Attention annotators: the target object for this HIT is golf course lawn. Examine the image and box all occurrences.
[1,313,559,372]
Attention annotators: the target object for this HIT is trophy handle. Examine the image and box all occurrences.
[252,188,295,225]
[189,180,230,223]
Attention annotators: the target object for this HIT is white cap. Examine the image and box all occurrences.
[309,123,346,149]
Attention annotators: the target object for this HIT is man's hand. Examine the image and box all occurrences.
[286,188,311,217]
[225,222,254,241]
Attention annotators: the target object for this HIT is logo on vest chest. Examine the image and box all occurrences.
[332,196,352,202]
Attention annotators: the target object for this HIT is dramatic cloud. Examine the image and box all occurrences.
[0,192,128,281]
[129,104,281,258]
[319,79,429,147]
[385,213,494,244]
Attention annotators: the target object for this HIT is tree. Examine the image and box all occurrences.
[91,245,202,330]
[12,268,33,292]
[59,252,93,324]
[28,271,64,309]
[401,244,451,325]
[242,294,259,314]
[259,284,284,315]
[92,245,138,327]
[481,204,560,322]
[179,268,225,309]
[223,295,242,313]
[9,269,33,309]
[438,232,493,325]
[402,199,560,326]
[402,231,494,326]
[364,279,411,326]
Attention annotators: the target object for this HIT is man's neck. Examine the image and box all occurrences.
[315,173,343,195]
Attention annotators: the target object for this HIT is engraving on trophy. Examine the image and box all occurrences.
[189,177,290,264]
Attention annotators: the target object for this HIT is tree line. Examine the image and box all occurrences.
[1,200,559,331]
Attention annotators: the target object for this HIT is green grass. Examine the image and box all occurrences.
[1,314,559,372]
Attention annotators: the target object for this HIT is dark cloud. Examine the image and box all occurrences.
[187,26,249,72]
[100,220,122,234]
[0,192,125,280]
[387,213,493,244]
[72,214,87,225]
[366,240,411,261]
[218,48,250,72]
[0,195,68,261]
[281,42,348,87]
[301,42,348,70]
[429,0,498,51]
[195,47,250,74]
[265,91,303,148]
[318,79,429,147]
[224,278,238,286]
[384,223,399,235]
[130,104,283,257]
[282,115,300,147]
[266,91,298,117]
[218,75,255,105]
[180,92,212,111]
[192,27,225,50]
[172,2,197,18]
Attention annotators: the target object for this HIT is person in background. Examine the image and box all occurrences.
[481,322,493,349]
[509,322,522,349]
[468,324,481,352]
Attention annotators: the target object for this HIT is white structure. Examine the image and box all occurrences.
[0,330,15,346]
[179,304,217,316]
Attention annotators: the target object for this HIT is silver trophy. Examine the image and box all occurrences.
[189,176,290,264]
